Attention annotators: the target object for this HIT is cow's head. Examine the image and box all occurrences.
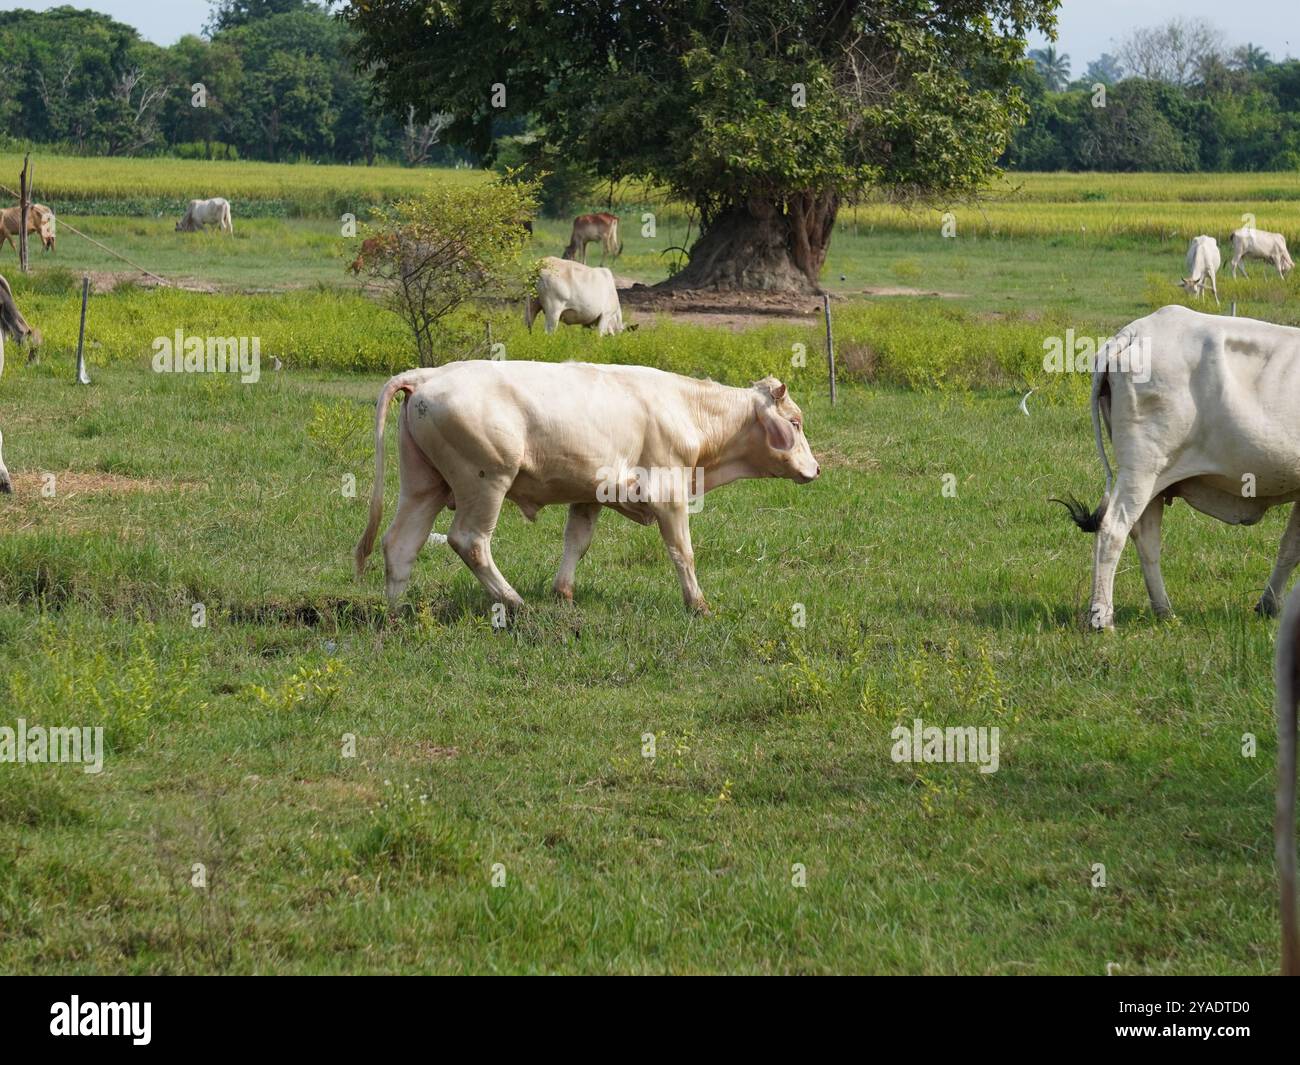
[1179,277,1200,295]
[752,377,819,483]
[0,426,11,494]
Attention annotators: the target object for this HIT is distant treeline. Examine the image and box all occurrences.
[0,0,497,166]
[0,3,1297,175]
[1005,54,1300,171]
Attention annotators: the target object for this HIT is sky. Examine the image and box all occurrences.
[0,0,1293,68]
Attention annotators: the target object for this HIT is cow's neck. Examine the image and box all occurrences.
[693,385,766,490]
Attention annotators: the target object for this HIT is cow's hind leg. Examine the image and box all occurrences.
[554,502,601,601]
[381,413,449,611]
[447,480,524,616]
[1257,503,1300,618]
[1130,497,1174,620]
[1089,473,1160,630]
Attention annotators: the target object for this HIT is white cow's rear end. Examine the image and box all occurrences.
[526,256,623,336]
[1056,306,1300,629]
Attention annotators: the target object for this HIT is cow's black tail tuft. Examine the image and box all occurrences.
[1050,494,1106,533]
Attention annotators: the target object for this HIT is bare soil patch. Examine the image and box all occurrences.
[7,470,190,497]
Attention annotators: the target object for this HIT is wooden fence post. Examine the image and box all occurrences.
[18,153,29,274]
[75,275,91,385]
[823,293,837,406]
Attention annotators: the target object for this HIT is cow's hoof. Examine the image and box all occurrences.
[688,600,712,617]
[553,583,574,602]
[1255,596,1280,619]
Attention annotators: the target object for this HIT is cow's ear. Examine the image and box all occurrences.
[757,399,796,450]
[764,412,795,451]
[755,376,787,401]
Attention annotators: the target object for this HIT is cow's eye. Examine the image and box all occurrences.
[791,419,802,432]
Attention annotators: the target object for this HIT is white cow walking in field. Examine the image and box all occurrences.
[354,362,819,615]
[1180,235,1220,304]
[1230,226,1293,278]
[1055,305,1300,630]
[176,197,234,234]
[525,256,624,336]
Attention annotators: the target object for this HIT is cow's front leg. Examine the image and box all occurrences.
[554,502,601,601]
[653,502,708,614]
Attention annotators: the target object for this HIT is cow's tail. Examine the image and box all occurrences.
[354,368,440,576]
[611,219,623,258]
[1049,331,1125,533]
[524,293,541,332]
[1278,591,1300,975]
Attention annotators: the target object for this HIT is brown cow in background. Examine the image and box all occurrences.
[563,212,621,265]
[0,203,55,253]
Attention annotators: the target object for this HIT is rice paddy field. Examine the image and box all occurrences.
[0,158,1297,973]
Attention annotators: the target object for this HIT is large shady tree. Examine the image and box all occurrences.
[343,1,1058,293]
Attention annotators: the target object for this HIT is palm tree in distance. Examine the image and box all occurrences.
[1030,45,1072,90]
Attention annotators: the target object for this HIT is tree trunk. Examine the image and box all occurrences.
[658,192,838,294]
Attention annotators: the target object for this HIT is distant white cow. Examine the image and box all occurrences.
[1180,235,1220,304]
[0,425,11,493]
[525,256,624,336]
[1055,305,1300,630]
[176,198,233,234]
[1277,586,1300,975]
[1230,227,1293,279]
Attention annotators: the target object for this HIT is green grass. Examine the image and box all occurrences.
[0,161,1296,974]
[0,357,1285,974]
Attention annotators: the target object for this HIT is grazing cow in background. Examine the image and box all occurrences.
[354,362,819,615]
[0,425,10,494]
[526,256,624,336]
[176,197,233,234]
[1230,227,1293,278]
[0,273,40,378]
[348,236,388,274]
[1277,587,1300,975]
[1180,235,1220,304]
[563,212,620,264]
[1054,305,1300,630]
[0,204,55,253]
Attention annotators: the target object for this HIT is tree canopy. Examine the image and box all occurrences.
[346,0,1060,291]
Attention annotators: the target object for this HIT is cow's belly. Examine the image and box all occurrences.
[1169,476,1300,525]
[558,305,601,326]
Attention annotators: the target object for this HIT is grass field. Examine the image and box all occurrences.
[0,162,1297,973]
